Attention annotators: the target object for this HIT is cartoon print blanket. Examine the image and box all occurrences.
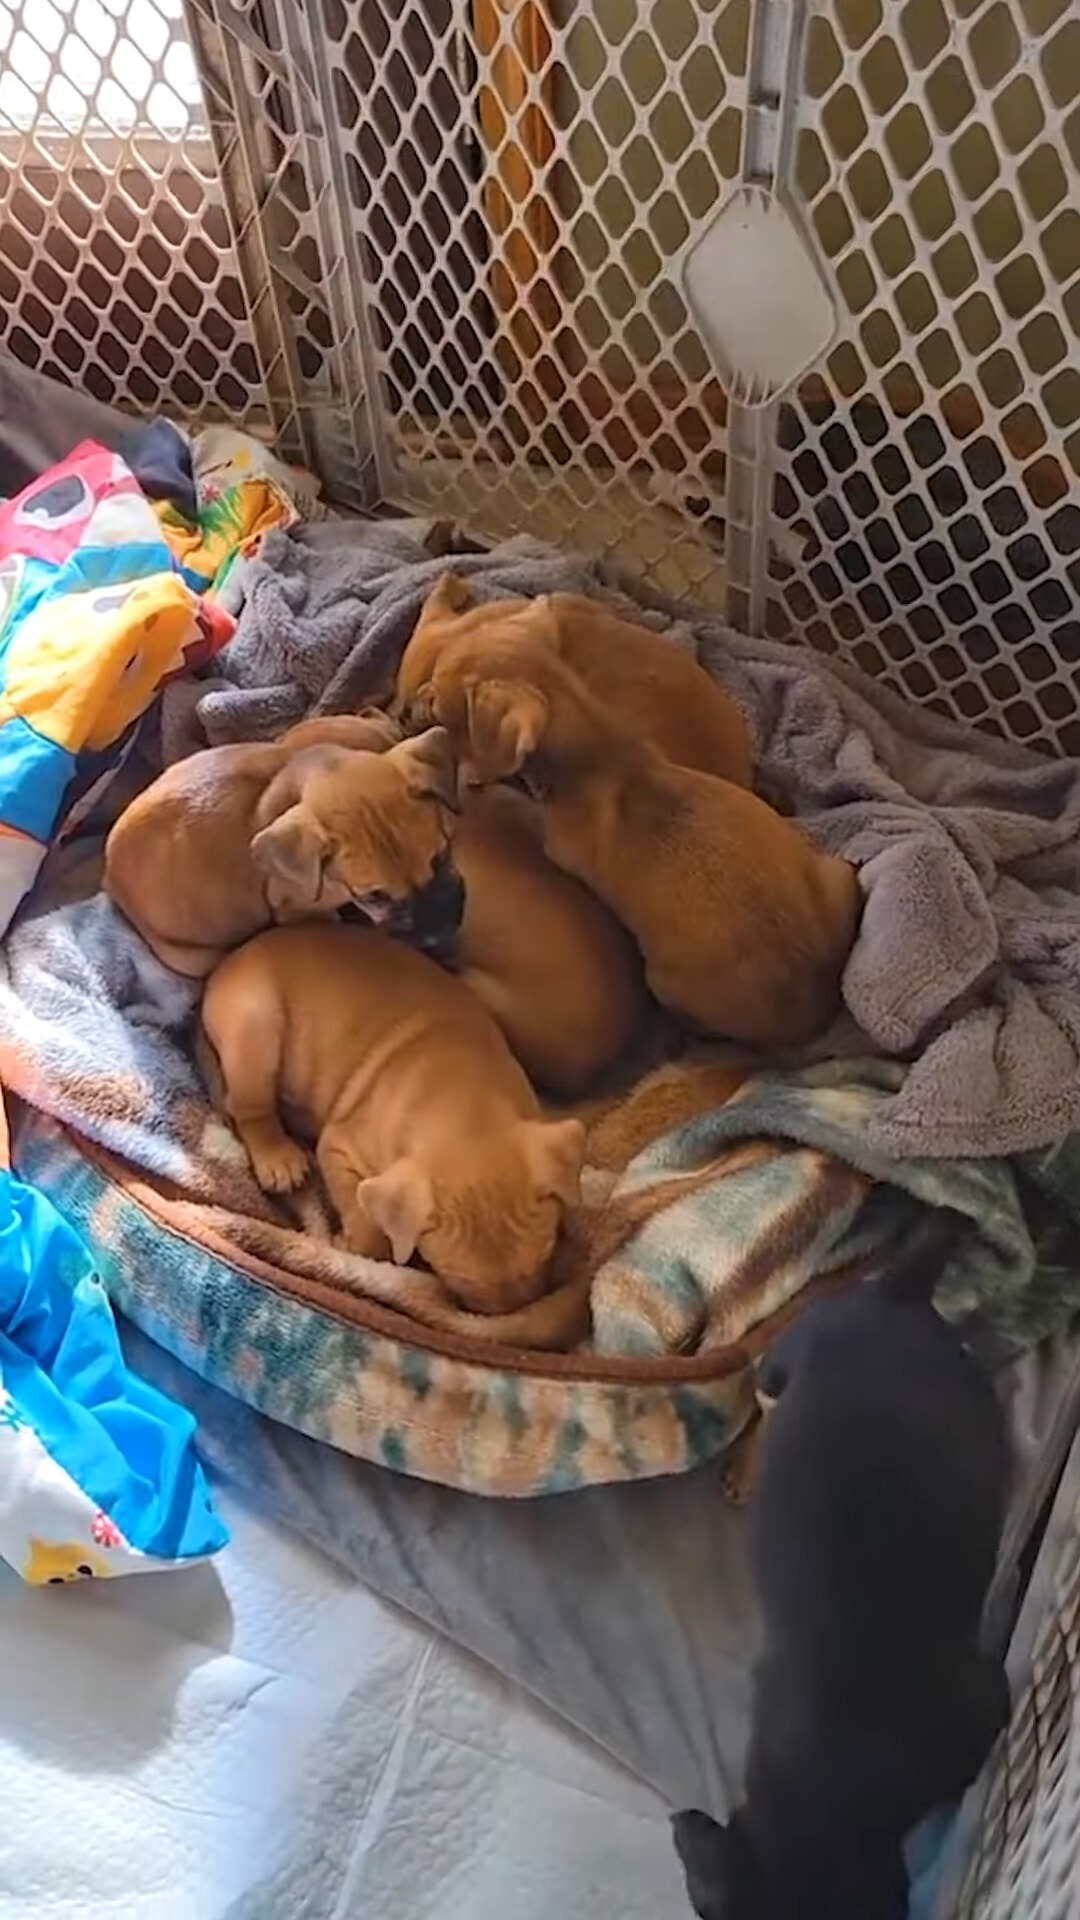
[0,424,313,1578]
[0,1086,227,1584]
[0,428,313,938]
[0,439,230,935]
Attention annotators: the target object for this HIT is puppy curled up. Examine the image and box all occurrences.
[104,713,460,978]
[396,570,754,785]
[106,704,644,1098]
[200,922,586,1315]
[450,784,647,1098]
[430,638,862,1050]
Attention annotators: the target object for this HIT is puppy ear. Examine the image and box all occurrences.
[356,1160,435,1267]
[250,806,328,905]
[522,1117,586,1207]
[465,680,548,783]
[405,682,436,731]
[424,570,472,617]
[396,726,461,812]
[671,1811,752,1920]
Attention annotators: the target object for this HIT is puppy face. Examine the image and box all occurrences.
[426,660,550,790]
[407,845,468,960]
[357,1118,585,1312]
[251,729,461,933]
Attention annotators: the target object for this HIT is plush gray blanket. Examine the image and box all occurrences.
[164,518,1080,1163]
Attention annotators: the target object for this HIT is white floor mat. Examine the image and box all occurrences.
[0,1483,689,1919]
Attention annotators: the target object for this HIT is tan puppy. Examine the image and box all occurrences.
[201,924,586,1313]
[104,716,459,978]
[432,642,861,1049]
[453,785,646,1097]
[396,572,753,785]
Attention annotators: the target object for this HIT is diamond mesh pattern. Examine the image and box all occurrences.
[774,0,1080,754]
[0,0,381,495]
[1,0,1078,755]
[956,1478,1080,1920]
[320,0,754,602]
[183,0,380,500]
[0,0,274,424]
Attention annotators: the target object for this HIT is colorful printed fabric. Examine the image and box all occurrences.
[14,1108,751,1498]
[7,1054,1053,1499]
[0,1092,227,1584]
[158,426,322,601]
[588,1059,1039,1359]
[0,868,1057,1498]
[0,440,234,935]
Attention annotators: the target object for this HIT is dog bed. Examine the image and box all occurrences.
[4,510,1080,1492]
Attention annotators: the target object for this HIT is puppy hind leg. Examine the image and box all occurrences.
[207,993,310,1196]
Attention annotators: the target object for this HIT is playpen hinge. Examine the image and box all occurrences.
[722,0,810,636]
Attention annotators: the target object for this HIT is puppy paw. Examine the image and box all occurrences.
[251,1137,311,1195]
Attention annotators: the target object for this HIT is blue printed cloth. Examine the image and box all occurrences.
[0,1130,227,1585]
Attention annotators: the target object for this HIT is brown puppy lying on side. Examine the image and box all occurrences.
[107,706,641,1094]
[432,643,862,1049]
[104,714,459,978]
[396,571,753,785]
[201,923,586,1313]
[452,786,646,1098]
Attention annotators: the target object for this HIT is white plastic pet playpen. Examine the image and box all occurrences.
[1,0,1078,1908]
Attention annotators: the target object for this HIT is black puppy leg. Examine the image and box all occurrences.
[671,1810,756,1920]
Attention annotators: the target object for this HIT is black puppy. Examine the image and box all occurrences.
[674,1211,1010,1920]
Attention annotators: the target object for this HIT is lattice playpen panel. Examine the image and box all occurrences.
[0,0,381,491]
[955,1476,1080,1920]
[1,0,1078,753]
[0,0,268,421]
[317,0,755,604]
[772,0,1080,754]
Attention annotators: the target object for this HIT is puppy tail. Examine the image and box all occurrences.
[876,1205,970,1304]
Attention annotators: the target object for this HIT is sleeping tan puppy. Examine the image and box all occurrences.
[201,923,586,1313]
[396,571,753,785]
[107,707,642,1092]
[104,715,459,978]
[431,641,861,1049]
[452,785,646,1097]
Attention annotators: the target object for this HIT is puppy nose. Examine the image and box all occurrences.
[412,858,466,960]
[430,866,466,928]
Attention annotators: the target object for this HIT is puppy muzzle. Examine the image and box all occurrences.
[339,853,465,957]
[411,851,467,961]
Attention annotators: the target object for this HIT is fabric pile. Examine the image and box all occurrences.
[0,509,1079,1497]
[0,410,313,1579]
[181,518,1080,1162]
[2,352,1080,1508]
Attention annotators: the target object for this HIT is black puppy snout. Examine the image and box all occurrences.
[412,852,466,960]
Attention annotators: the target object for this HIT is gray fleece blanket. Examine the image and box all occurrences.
[160,517,1080,1162]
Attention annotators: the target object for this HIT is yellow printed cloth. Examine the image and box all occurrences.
[0,439,234,934]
